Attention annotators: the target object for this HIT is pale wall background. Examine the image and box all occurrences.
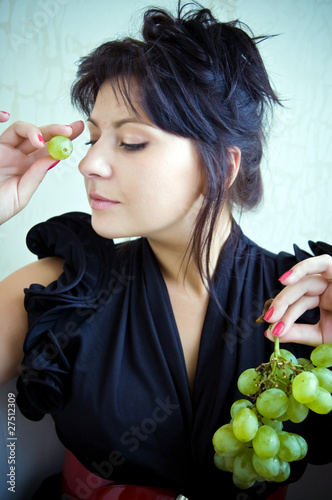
[0,0,331,499]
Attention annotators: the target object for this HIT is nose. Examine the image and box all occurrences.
[78,141,113,179]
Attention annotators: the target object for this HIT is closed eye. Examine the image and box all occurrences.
[120,142,147,152]
[85,140,97,147]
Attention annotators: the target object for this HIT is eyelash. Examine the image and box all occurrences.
[84,141,147,152]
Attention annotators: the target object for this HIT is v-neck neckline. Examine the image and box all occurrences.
[141,225,240,409]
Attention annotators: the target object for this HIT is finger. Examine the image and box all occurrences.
[20,120,85,155]
[39,120,85,142]
[264,275,328,324]
[0,120,48,149]
[320,282,332,311]
[279,254,332,284]
[0,111,10,123]
[268,294,320,339]
[265,322,323,347]
[0,120,84,154]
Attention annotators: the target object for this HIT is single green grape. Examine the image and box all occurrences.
[311,367,332,392]
[297,357,315,371]
[237,368,261,396]
[230,399,254,419]
[256,389,289,419]
[277,431,301,462]
[214,452,225,471]
[232,407,259,442]
[274,459,291,482]
[252,453,280,478]
[233,448,257,483]
[48,135,73,160]
[232,474,256,490]
[252,425,280,458]
[292,372,319,404]
[212,423,244,455]
[306,387,332,414]
[261,417,283,432]
[214,453,235,472]
[310,344,332,368]
[292,434,308,460]
[287,393,309,423]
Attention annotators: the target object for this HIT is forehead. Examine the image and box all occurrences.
[90,81,148,122]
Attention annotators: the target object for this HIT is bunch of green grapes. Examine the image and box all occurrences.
[213,340,332,489]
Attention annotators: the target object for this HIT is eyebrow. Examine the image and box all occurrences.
[87,116,154,129]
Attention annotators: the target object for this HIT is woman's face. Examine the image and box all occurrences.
[79,82,205,243]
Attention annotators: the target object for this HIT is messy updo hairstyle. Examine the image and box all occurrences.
[71,1,280,300]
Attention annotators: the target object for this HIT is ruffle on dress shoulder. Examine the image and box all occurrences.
[16,212,116,421]
[276,240,332,278]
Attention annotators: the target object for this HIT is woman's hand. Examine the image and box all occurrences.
[264,255,332,346]
[0,114,84,224]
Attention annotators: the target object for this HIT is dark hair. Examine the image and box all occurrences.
[71,1,280,301]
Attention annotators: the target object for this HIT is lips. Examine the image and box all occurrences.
[89,192,120,210]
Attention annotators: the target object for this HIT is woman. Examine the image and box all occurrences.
[0,3,331,500]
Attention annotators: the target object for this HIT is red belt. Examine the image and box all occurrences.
[62,450,185,500]
[62,449,287,500]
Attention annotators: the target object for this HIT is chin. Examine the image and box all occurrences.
[89,213,138,240]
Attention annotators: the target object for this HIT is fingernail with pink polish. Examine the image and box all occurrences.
[38,134,45,145]
[47,160,60,171]
[279,269,293,282]
[263,306,274,322]
[272,322,285,337]
[1,111,10,115]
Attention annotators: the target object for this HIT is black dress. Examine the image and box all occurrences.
[16,212,332,500]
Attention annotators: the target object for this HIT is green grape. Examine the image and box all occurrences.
[232,474,256,490]
[277,431,301,462]
[256,389,289,419]
[310,344,332,368]
[261,417,283,432]
[276,411,289,422]
[212,424,244,455]
[233,448,257,483]
[306,387,332,414]
[48,135,73,160]
[230,399,254,419]
[237,368,261,396]
[287,393,309,423]
[214,453,226,471]
[214,453,236,472]
[297,358,315,371]
[232,407,259,442]
[274,459,290,482]
[252,453,280,478]
[292,434,308,460]
[292,372,319,404]
[312,367,332,392]
[271,349,298,379]
[252,425,280,458]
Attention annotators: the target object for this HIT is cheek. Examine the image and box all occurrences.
[139,149,203,203]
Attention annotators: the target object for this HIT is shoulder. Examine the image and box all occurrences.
[234,223,332,275]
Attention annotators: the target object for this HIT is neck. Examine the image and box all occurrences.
[147,205,233,298]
